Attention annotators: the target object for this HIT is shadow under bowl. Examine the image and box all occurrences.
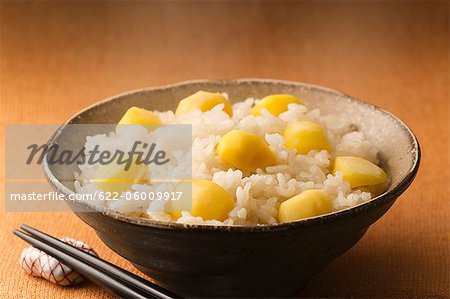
[44,79,420,298]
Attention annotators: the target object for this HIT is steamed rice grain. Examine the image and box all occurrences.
[75,94,382,226]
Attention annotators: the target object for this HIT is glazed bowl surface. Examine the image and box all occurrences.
[44,79,420,298]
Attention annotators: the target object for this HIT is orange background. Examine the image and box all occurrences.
[1,1,448,298]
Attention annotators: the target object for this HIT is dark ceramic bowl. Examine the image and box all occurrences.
[44,79,420,298]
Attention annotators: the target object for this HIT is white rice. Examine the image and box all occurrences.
[75,94,383,226]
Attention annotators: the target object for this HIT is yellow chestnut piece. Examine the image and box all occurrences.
[278,189,332,222]
[359,182,388,196]
[251,94,302,116]
[170,180,234,221]
[284,121,331,155]
[175,91,233,117]
[333,156,387,188]
[216,130,276,173]
[118,106,161,130]
[92,158,148,194]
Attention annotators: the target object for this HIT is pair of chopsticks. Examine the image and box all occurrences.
[14,225,180,299]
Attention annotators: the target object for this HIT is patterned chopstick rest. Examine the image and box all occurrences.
[19,237,98,286]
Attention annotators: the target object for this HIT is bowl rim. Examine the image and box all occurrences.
[43,78,421,232]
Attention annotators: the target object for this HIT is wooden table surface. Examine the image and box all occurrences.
[1,1,448,298]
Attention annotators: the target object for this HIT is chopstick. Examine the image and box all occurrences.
[13,225,180,299]
[19,224,177,298]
